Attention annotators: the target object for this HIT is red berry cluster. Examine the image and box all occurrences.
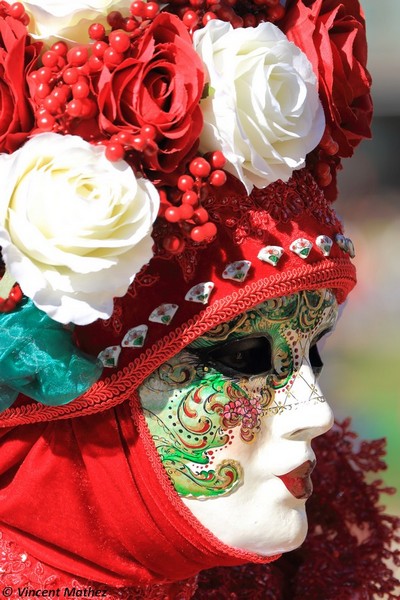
[161,151,227,253]
[29,1,161,142]
[169,0,285,32]
[0,284,23,313]
[0,1,30,24]
[310,126,340,189]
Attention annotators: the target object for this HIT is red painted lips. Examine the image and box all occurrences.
[277,460,316,499]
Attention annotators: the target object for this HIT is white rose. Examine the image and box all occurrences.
[193,20,325,193]
[0,133,159,325]
[23,0,127,44]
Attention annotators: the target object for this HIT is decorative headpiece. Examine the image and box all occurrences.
[0,0,372,423]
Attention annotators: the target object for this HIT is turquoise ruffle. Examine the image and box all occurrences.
[0,298,102,412]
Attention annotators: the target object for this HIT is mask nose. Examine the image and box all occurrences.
[272,362,334,442]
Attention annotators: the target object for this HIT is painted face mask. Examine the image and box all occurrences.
[139,287,338,556]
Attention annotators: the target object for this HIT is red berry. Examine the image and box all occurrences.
[209,169,227,187]
[66,98,83,118]
[202,221,217,239]
[132,135,146,152]
[243,13,257,27]
[36,83,51,99]
[189,157,211,178]
[107,10,123,28]
[88,55,103,72]
[72,80,90,99]
[165,207,181,223]
[63,67,79,84]
[182,191,198,206]
[116,131,134,145]
[129,1,144,17]
[324,140,339,156]
[190,226,206,242]
[145,2,159,19]
[10,2,25,18]
[179,203,195,220]
[315,162,331,178]
[193,207,209,224]
[182,9,199,28]
[163,235,185,255]
[52,85,70,102]
[269,4,285,20]
[43,96,60,114]
[122,17,138,32]
[209,150,226,169]
[202,11,217,24]
[37,67,52,83]
[37,111,55,131]
[21,13,30,25]
[67,46,89,67]
[105,143,125,161]
[141,124,157,140]
[9,285,23,303]
[51,41,68,56]
[42,50,59,68]
[103,47,124,67]
[177,175,195,191]
[93,41,108,58]
[109,30,131,53]
[88,22,106,40]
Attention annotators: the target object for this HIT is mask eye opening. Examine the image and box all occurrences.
[191,335,274,377]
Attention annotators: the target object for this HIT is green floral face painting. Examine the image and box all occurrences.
[138,288,338,500]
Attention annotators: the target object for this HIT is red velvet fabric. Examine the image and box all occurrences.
[0,396,278,588]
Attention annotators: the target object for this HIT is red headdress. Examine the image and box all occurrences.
[1,1,397,599]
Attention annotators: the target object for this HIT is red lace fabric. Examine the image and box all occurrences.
[0,531,198,599]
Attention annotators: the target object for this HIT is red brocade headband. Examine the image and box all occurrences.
[0,0,371,424]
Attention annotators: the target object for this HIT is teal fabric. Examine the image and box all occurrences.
[0,298,102,411]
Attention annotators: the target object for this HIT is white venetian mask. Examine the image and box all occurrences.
[139,288,338,555]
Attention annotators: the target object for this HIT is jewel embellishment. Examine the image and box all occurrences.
[122,325,148,348]
[149,303,179,325]
[336,234,355,258]
[222,260,252,282]
[257,246,284,267]
[335,234,347,250]
[290,238,313,259]
[98,346,121,368]
[346,238,356,258]
[185,282,215,304]
[316,235,333,257]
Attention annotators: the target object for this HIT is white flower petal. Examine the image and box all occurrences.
[0,133,159,325]
[194,20,325,191]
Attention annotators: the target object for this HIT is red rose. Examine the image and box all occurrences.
[0,15,41,153]
[282,0,372,158]
[97,13,204,176]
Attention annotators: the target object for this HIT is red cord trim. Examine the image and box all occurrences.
[0,259,355,427]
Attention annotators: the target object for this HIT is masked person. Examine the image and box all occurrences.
[0,0,397,598]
